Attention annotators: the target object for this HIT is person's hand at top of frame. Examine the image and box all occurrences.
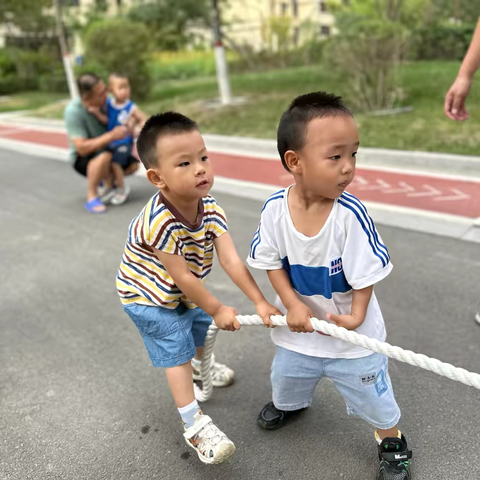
[444,75,473,121]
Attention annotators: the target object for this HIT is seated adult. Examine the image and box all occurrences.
[64,73,139,213]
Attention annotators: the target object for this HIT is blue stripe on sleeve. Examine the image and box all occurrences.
[249,226,260,258]
[338,198,388,268]
[341,192,390,262]
[261,194,284,212]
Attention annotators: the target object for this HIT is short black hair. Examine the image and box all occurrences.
[77,73,101,98]
[136,112,198,169]
[277,91,352,172]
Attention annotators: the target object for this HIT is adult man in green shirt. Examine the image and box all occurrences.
[64,73,139,213]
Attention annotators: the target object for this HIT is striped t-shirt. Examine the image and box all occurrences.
[117,192,228,309]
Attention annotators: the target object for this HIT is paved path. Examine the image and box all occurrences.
[2,149,480,480]
[1,123,479,219]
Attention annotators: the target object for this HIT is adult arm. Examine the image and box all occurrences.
[445,16,480,120]
[71,126,128,157]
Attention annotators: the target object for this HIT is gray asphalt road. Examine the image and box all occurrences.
[1,148,480,480]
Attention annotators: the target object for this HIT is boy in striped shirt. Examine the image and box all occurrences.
[247,92,413,480]
[116,112,279,465]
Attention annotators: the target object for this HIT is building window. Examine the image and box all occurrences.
[280,2,288,15]
[319,1,327,13]
[291,0,298,17]
[116,0,122,6]
[320,25,331,36]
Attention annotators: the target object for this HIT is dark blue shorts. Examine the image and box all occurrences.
[108,143,137,168]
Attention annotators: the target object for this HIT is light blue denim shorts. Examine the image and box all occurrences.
[123,303,212,368]
[271,346,401,430]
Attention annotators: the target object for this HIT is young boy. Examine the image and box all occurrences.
[90,73,147,205]
[116,112,279,464]
[247,92,413,480]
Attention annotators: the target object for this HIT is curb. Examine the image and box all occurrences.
[202,134,480,179]
[1,137,478,245]
[0,116,479,177]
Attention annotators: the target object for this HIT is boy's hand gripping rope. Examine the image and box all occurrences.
[193,315,480,402]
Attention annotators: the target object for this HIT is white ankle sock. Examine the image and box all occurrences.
[178,399,200,429]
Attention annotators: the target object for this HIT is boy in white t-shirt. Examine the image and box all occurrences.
[247,92,412,480]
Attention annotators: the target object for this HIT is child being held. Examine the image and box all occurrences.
[90,73,147,205]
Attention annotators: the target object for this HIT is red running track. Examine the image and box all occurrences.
[1,124,479,218]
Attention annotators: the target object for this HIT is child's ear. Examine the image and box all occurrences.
[284,150,302,174]
[146,168,165,189]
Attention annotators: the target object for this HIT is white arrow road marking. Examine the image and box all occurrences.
[383,181,415,194]
[434,189,471,202]
[358,179,391,191]
[353,176,369,185]
[407,185,441,198]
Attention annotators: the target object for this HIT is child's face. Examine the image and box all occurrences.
[291,115,359,199]
[109,77,131,103]
[148,130,213,200]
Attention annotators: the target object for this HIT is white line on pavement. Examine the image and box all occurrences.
[1,138,479,243]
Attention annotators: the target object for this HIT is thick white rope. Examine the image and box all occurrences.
[194,314,480,402]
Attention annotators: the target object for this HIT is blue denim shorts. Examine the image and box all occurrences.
[271,346,401,430]
[123,303,213,368]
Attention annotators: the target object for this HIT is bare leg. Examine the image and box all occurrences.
[86,152,112,204]
[112,163,125,189]
[376,425,399,440]
[165,362,195,408]
[194,347,204,361]
[124,162,139,176]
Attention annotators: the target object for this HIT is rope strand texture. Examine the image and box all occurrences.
[193,314,480,402]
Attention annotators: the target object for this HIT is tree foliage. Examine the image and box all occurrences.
[0,0,53,33]
[128,0,211,50]
[83,18,153,99]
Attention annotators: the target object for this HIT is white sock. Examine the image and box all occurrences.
[191,357,201,367]
[178,399,201,429]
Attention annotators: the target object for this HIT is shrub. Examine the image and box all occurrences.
[84,18,153,99]
[38,72,68,93]
[0,75,37,95]
[0,46,62,94]
[0,49,16,77]
[325,15,409,111]
[410,25,475,61]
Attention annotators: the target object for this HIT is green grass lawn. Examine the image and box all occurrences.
[0,92,67,115]
[26,61,480,156]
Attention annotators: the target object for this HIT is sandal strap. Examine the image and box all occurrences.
[183,415,212,439]
[381,450,413,462]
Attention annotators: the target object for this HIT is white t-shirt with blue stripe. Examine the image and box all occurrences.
[247,186,392,359]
